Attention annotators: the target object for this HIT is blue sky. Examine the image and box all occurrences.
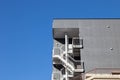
[0,0,120,80]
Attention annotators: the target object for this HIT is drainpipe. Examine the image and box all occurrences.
[65,33,68,80]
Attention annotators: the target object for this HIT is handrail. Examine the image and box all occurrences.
[67,54,84,70]
[67,54,83,62]
[53,47,74,72]
[53,45,85,74]
[53,47,84,71]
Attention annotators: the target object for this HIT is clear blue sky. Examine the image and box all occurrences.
[0,0,120,80]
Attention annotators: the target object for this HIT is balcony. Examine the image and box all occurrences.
[72,37,83,49]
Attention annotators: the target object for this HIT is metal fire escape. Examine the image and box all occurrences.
[52,31,85,80]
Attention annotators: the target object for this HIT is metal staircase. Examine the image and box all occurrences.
[52,34,85,80]
[53,47,84,73]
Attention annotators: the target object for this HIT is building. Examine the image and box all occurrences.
[52,19,120,80]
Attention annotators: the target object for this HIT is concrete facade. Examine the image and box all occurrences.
[52,19,120,80]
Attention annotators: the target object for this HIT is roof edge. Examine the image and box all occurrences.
[53,18,120,20]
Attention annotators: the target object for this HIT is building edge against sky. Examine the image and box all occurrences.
[52,19,120,80]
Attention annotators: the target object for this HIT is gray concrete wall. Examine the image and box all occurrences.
[53,19,120,72]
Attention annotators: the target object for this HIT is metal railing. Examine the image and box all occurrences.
[52,71,62,80]
[53,47,84,73]
[53,47,74,72]
[72,37,83,48]
[52,46,64,57]
[67,54,84,72]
